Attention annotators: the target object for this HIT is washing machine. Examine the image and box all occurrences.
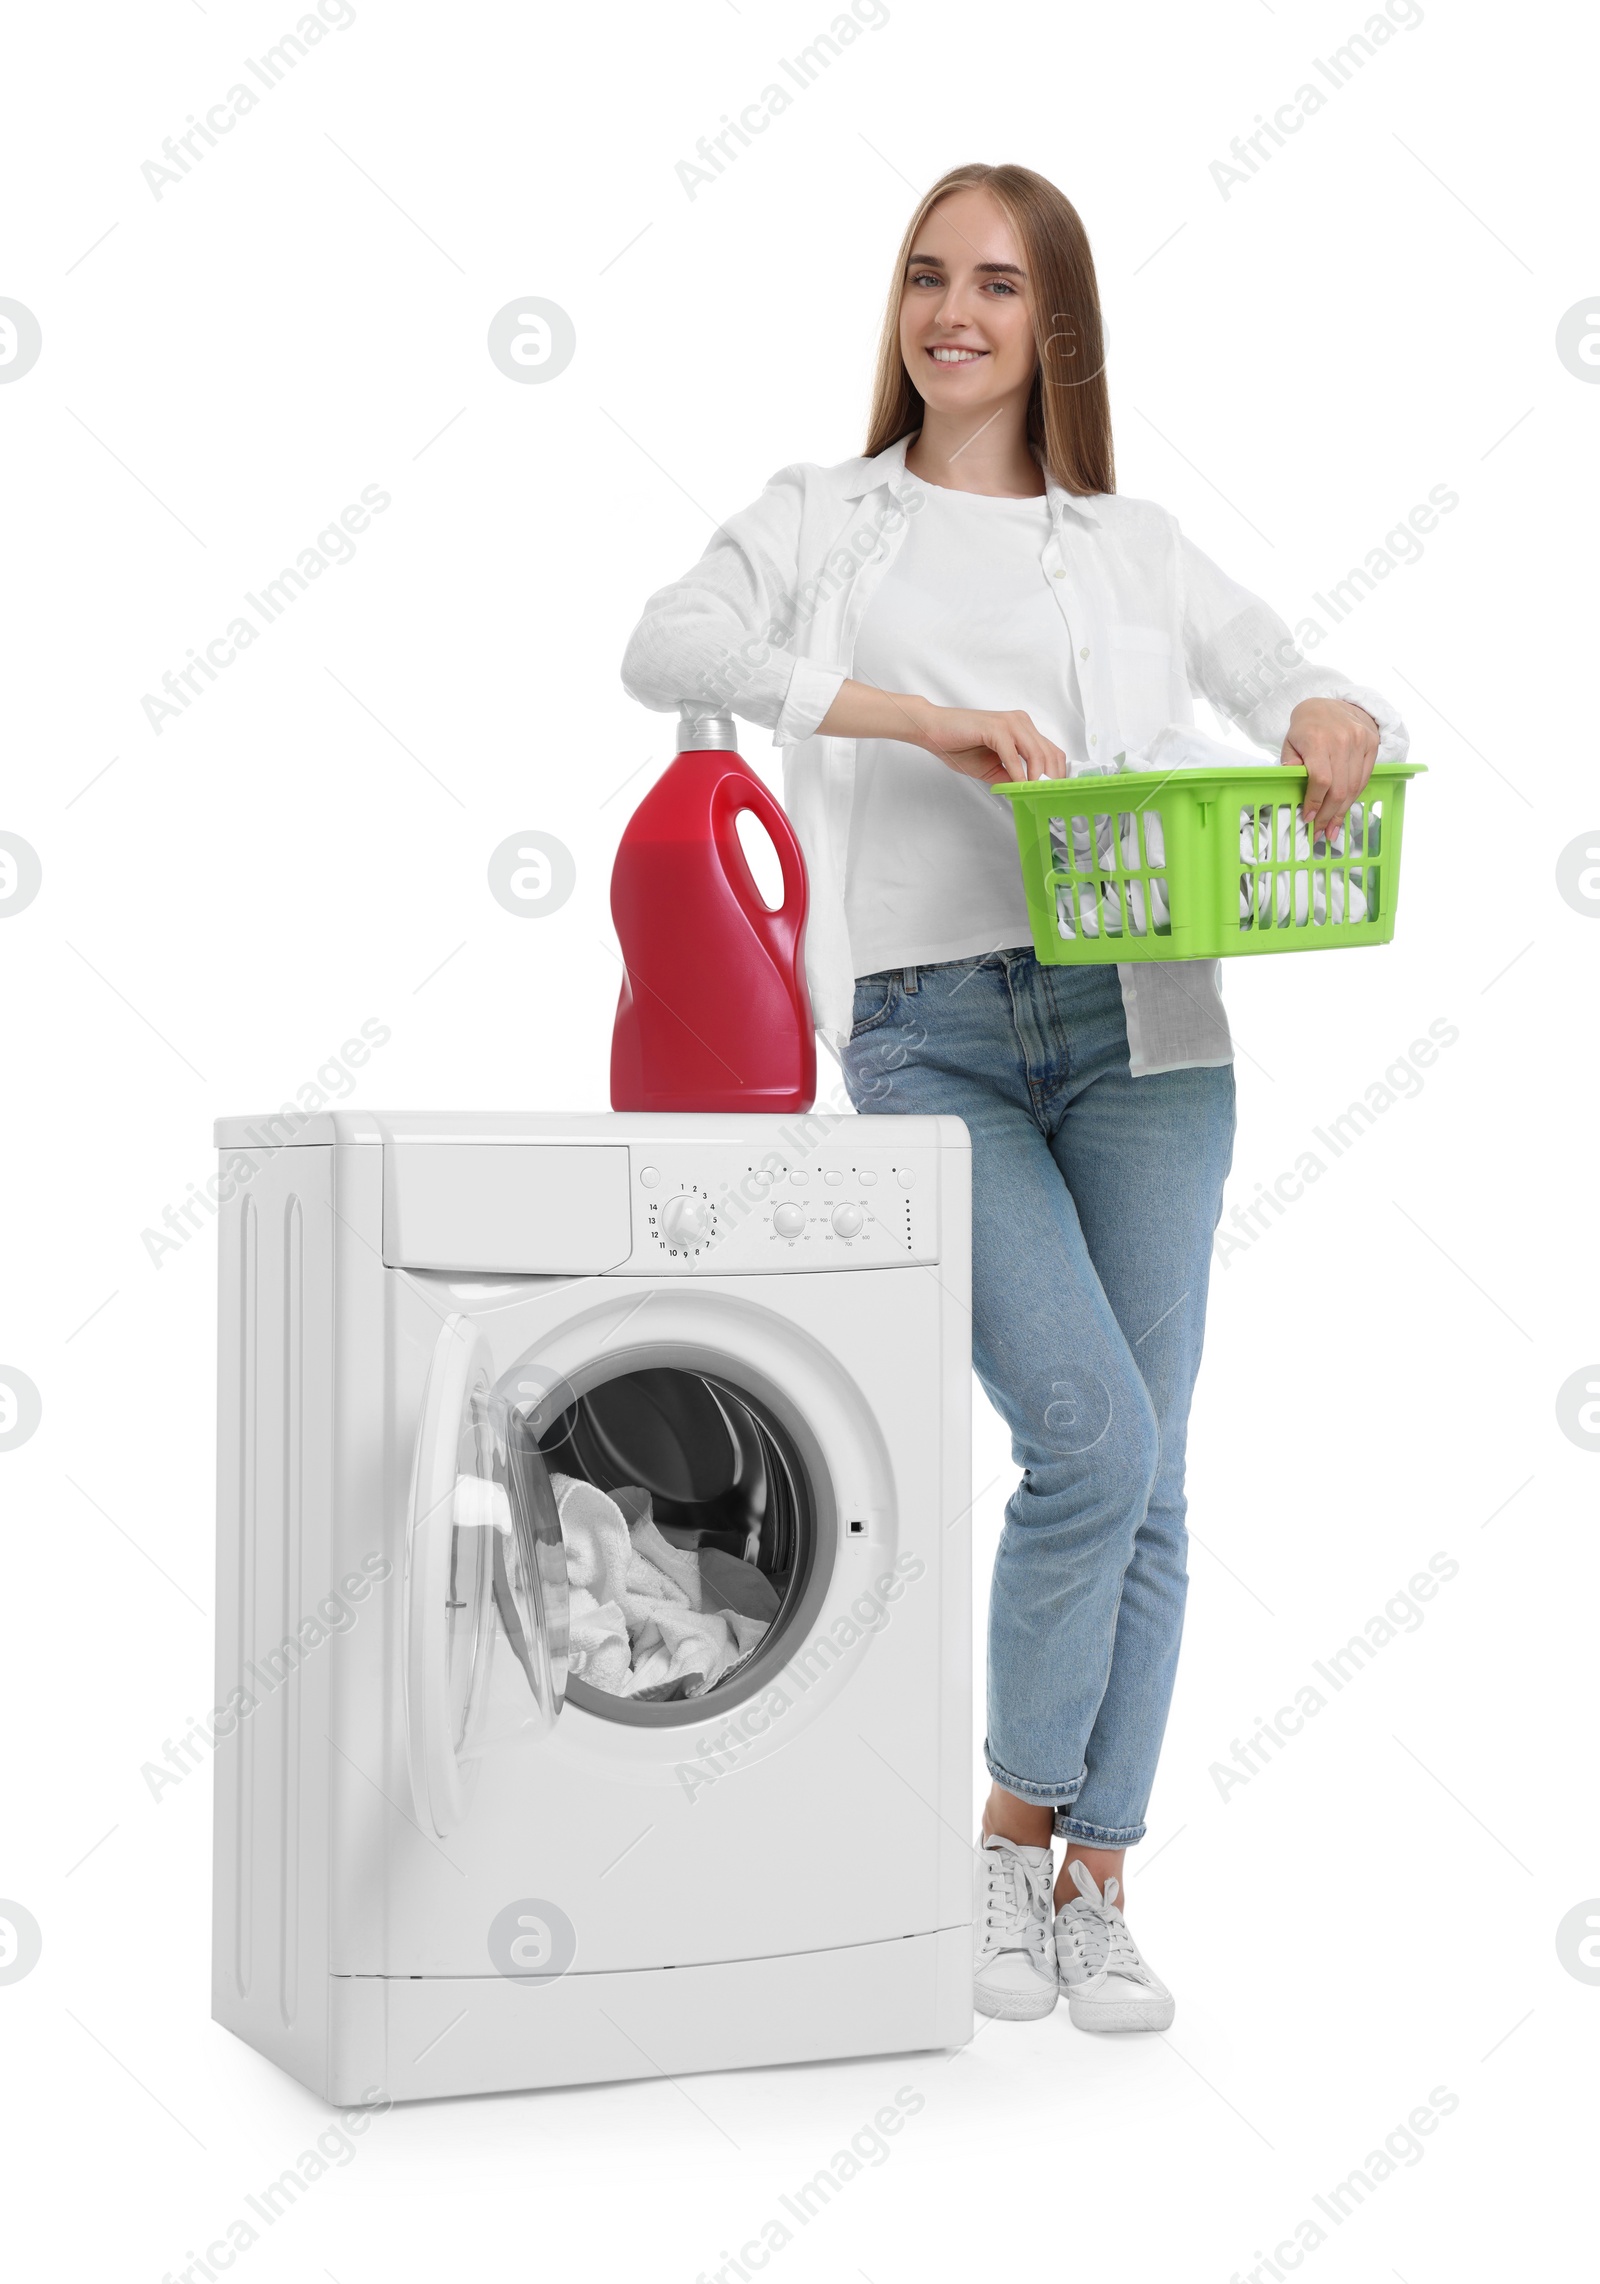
[210,1110,973,2103]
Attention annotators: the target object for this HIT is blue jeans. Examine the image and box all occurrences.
[840,950,1236,1845]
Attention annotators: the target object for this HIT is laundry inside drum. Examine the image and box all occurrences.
[537,1366,812,1705]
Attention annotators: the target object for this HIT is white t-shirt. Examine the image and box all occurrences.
[843,474,1087,976]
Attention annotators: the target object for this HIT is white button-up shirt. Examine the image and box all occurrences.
[620,434,1409,1075]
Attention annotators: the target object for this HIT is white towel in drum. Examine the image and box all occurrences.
[555,1474,688,1612]
[628,1604,771,1698]
[565,1588,633,1692]
[551,1473,772,1698]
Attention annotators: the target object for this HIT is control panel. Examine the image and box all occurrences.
[623,1143,941,1274]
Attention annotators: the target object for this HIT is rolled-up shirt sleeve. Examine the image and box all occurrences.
[1178,531,1409,763]
[620,463,848,746]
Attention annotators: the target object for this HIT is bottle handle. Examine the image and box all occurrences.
[709,768,808,969]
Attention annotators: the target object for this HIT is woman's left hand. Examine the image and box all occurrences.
[1281,698,1379,840]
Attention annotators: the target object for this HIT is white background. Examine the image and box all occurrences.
[2,0,1595,2277]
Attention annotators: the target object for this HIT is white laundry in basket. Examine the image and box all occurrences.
[1239,805,1368,926]
[1048,727,1371,938]
[1047,757,1166,939]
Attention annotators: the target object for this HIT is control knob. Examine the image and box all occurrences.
[659,1192,714,1249]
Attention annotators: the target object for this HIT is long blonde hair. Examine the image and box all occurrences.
[864,163,1115,497]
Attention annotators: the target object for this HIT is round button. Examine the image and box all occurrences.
[660,1193,714,1248]
[1079,646,1090,660]
[859,1170,878,1187]
[825,1169,844,1186]
[831,1202,865,1238]
[896,1167,916,1189]
[773,1202,806,1239]
[639,1165,660,1188]
[789,1170,809,1187]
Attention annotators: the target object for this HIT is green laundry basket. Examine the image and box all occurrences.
[993,759,1426,964]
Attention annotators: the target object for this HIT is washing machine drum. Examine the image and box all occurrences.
[537,1366,811,1706]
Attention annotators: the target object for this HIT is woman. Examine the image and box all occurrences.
[621,163,1406,2028]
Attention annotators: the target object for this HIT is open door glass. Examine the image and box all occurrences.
[403,1314,569,1838]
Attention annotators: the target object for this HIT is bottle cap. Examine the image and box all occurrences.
[676,704,740,753]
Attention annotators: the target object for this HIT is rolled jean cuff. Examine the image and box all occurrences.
[1053,1811,1148,1846]
[983,1742,1082,1808]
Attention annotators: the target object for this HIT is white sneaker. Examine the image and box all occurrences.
[973,1834,1058,2020]
[1053,1858,1175,2031]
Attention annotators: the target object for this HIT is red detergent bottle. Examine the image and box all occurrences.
[610,705,816,1114]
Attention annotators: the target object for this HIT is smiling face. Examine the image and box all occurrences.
[897,186,1039,427]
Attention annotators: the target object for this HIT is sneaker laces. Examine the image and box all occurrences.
[978,1835,1053,1957]
[1058,1859,1154,1985]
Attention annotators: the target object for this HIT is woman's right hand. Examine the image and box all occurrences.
[815,680,1068,783]
[904,698,1068,785]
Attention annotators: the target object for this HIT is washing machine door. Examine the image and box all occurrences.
[403,1312,569,1838]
